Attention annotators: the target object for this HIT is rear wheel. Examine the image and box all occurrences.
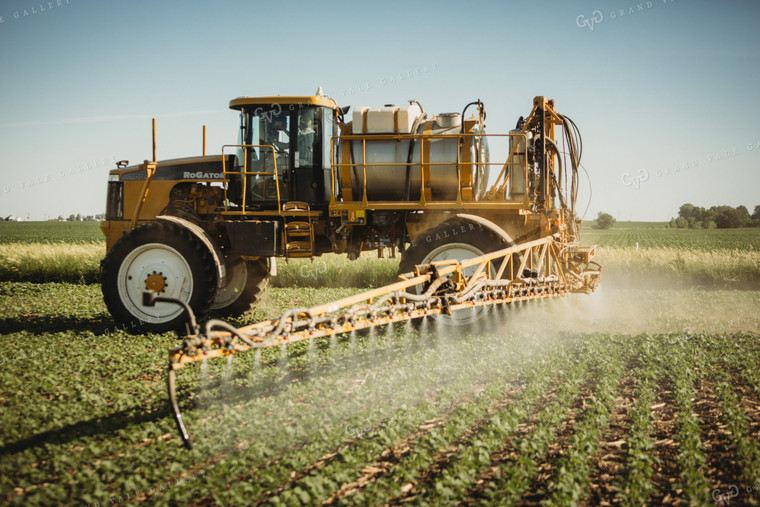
[399,218,514,279]
[398,218,514,326]
[102,221,217,333]
[211,258,269,317]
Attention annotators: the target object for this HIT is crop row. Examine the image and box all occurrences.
[615,373,658,505]
[364,344,586,505]
[165,318,568,505]
[1,312,560,504]
[2,281,760,505]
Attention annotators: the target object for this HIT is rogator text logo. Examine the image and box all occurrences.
[183,172,223,179]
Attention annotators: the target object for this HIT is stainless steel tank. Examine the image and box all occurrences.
[508,129,530,200]
[340,114,489,201]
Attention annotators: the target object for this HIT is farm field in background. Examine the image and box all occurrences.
[5,219,760,249]
[2,221,760,289]
[0,221,103,244]
[582,221,760,251]
[0,221,759,505]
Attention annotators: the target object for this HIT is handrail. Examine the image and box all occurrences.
[221,144,281,215]
[329,132,529,206]
[129,161,157,229]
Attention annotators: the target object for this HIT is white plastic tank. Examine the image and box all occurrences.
[353,104,423,134]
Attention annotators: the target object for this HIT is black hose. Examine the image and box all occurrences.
[204,319,257,347]
[542,136,569,211]
[401,113,427,250]
[533,135,568,211]
[560,115,583,214]
[460,100,485,134]
[167,368,193,450]
[265,307,312,343]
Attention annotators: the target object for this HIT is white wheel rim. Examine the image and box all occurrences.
[421,243,485,276]
[117,243,194,324]
[420,242,486,325]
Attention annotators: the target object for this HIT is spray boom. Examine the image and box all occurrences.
[159,235,600,449]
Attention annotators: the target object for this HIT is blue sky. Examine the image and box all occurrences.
[1,0,758,221]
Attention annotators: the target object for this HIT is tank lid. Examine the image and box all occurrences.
[435,113,462,128]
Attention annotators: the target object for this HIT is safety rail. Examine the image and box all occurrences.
[161,234,601,448]
[221,144,281,214]
[328,132,530,208]
[129,160,157,229]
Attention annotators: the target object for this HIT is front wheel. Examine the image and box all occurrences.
[101,221,217,333]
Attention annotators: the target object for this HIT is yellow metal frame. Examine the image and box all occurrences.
[129,161,157,229]
[486,97,566,204]
[229,95,338,110]
[165,229,602,448]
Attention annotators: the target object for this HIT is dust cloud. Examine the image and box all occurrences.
[487,286,760,337]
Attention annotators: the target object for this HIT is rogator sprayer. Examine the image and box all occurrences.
[99,90,601,447]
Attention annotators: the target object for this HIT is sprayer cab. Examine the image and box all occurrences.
[227,94,340,210]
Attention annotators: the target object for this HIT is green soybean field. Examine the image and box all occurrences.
[1,221,759,505]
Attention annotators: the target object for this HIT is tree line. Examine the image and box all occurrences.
[59,214,106,222]
[670,203,760,229]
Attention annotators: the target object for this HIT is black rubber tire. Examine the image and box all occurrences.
[398,218,515,328]
[398,217,513,283]
[101,221,217,334]
[211,259,270,317]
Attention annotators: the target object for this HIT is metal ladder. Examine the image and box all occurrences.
[282,201,314,258]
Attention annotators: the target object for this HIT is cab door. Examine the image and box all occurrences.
[291,107,333,208]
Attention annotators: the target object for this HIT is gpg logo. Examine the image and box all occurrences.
[253,103,283,123]
[576,10,603,31]
[299,262,327,282]
[622,169,649,189]
[712,485,739,505]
